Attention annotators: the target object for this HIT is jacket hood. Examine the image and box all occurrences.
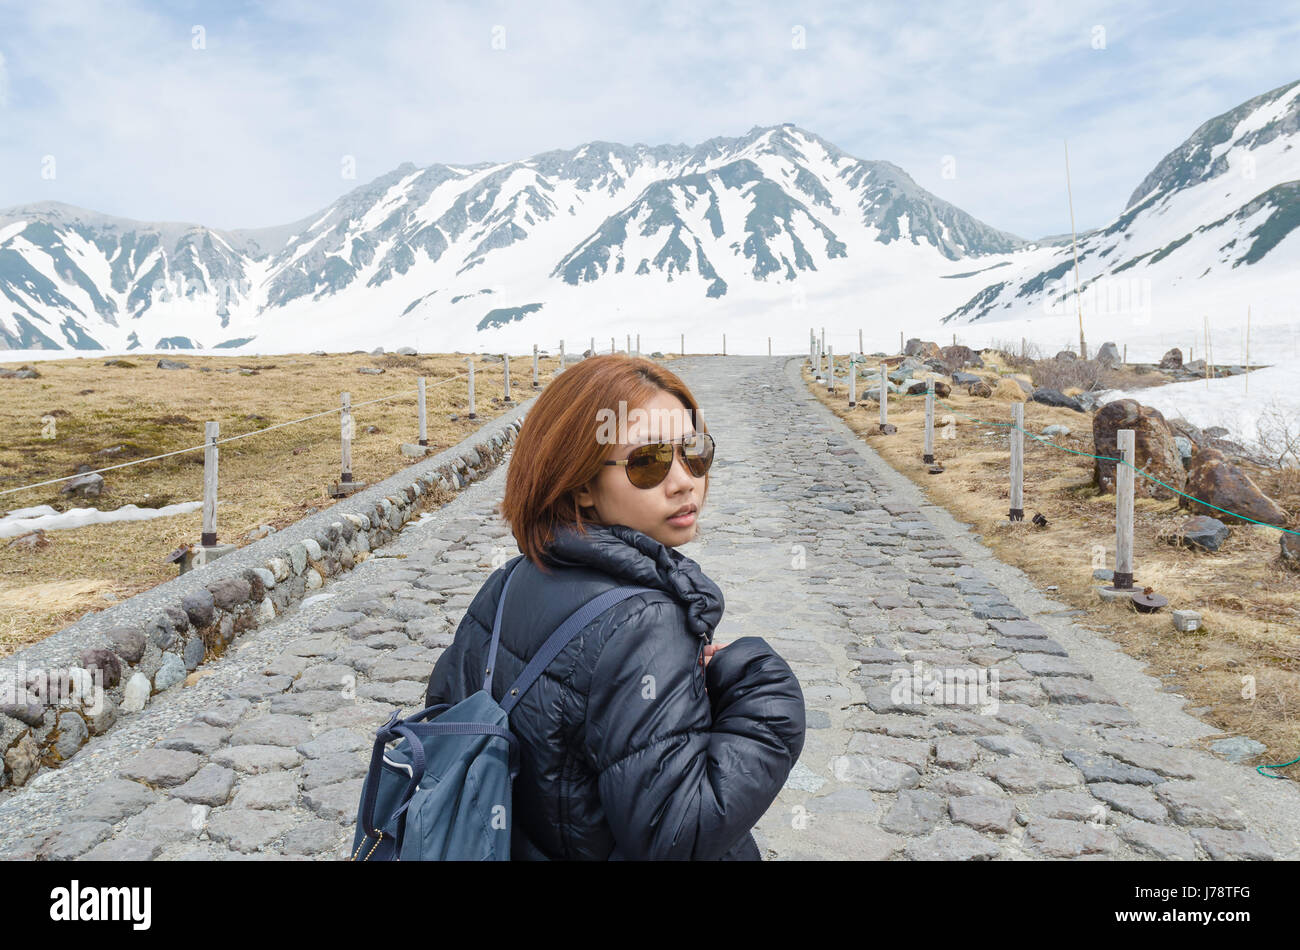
[540,521,724,639]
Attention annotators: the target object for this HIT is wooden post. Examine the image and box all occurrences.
[558,340,564,375]
[502,356,512,404]
[1009,402,1024,521]
[859,328,863,353]
[340,393,354,482]
[769,336,772,357]
[532,344,539,388]
[1114,429,1135,589]
[723,333,726,356]
[590,336,594,358]
[1122,344,1127,367]
[466,359,477,418]
[681,333,685,358]
[626,333,631,354]
[611,337,615,355]
[848,354,857,407]
[201,421,219,546]
[827,345,834,392]
[636,333,640,357]
[820,327,825,358]
[923,376,935,463]
[899,330,904,354]
[952,333,956,347]
[417,377,428,445]
[879,365,888,428]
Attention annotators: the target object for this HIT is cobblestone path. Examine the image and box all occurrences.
[3,356,1297,861]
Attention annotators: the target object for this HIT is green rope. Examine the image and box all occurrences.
[928,396,1300,539]
[1257,756,1300,779]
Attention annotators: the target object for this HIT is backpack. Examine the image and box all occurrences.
[350,554,657,860]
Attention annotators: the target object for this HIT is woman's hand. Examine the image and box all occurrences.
[701,641,729,668]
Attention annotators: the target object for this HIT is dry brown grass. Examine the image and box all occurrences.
[0,351,690,655]
[806,361,1300,782]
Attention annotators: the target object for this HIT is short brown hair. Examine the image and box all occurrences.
[499,355,709,571]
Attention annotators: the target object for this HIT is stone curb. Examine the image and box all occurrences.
[0,396,536,792]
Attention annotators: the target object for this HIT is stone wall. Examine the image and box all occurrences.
[0,401,532,793]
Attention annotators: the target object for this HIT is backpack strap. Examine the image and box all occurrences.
[483,556,527,693]
[500,583,661,715]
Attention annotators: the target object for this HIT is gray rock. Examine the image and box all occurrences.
[231,771,300,810]
[158,721,231,755]
[67,777,160,823]
[1063,749,1164,785]
[1025,817,1117,857]
[38,822,114,859]
[1088,782,1168,822]
[1118,820,1196,860]
[79,837,165,861]
[49,710,89,762]
[1154,781,1247,829]
[205,809,296,853]
[153,653,187,691]
[181,589,215,627]
[208,576,252,610]
[118,748,203,787]
[303,778,366,820]
[1208,736,1266,763]
[1190,828,1274,860]
[880,789,946,835]
[230,714,314,747]
[949,794,1016,834]
[903,827,1000,861]
[211,744,304,773]
[171,763,237,805]
[106,625,147,664]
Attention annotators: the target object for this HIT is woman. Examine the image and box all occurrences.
[424,354,806,860]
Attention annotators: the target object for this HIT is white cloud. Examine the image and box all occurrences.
[0,0,1295,239]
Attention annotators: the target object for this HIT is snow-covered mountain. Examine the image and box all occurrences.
[0,124,1026,353]
[2,78,1297,358]
[942,78,1300,338]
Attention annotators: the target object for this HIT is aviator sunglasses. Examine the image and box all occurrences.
[602,433,716,488]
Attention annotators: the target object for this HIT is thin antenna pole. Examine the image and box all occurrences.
[1064,139,1087,360]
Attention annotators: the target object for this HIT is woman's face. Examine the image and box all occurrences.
[573,389,708,547]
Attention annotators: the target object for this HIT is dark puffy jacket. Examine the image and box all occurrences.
[423,521,806,860]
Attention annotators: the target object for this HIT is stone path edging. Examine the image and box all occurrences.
[0,395,535,796]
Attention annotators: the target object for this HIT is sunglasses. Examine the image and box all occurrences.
[602,433,716,488]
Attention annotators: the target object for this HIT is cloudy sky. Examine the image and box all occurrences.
[0,0,1297,240]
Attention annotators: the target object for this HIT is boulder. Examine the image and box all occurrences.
[60,472,104,498]
[1177,516,1231,553]
[905,380,951,398]
[1181,447,1288,526]
[358,367,385,375]
[1159,348,1183,369]
[1096,342,1122,369]
[968,381,993,398]
[6,530,49,551]
[1281,532,1300,568]
[904,338,942,360]
[1054,350,1078,362]
[395,346,417,356]
[1042,425,1071,438]
[156,359,189,370]
[1031,389,1085,412]
[952,371,981,386]
[1092,399,1185,499]
[940,345,983,371]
